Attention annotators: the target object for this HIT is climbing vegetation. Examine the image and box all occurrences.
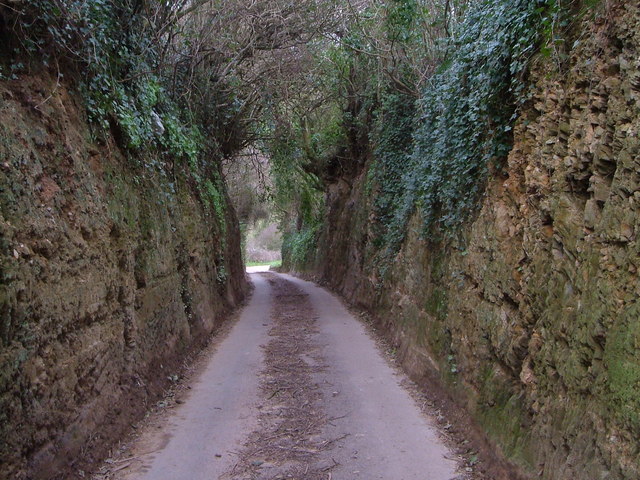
[263,0,601,269]
[386,0,546,241]
[1,0,341,220]
[1,0,228,218]
[1,0,600,263]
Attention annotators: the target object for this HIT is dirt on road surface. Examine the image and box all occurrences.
[102,273,472,480]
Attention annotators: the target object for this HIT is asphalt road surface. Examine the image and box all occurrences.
[114,272,459,480]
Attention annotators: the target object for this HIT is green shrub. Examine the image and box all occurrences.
[282,223,321,271]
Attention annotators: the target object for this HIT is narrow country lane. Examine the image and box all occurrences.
[112,273,460,480]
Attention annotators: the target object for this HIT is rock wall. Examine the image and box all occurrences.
[0,74,247,479]
[309,3,640,479]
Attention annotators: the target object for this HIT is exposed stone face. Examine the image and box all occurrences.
[0,74,247,479]
[310,3,640,479]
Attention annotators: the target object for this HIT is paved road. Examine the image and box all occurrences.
[116,272,459,480]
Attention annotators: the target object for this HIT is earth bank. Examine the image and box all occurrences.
[286,3,640,479]
[0,73,247,480]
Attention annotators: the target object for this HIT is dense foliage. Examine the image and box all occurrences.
[6,1,197,154]
[1,0,238,233]
[261,0,466,268]
[266,0,599,270]
[268,124,325,270]
[381,0,545,246]
[1,0,340,228]
[1,0,598,267]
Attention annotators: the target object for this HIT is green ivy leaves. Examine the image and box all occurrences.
[370,0,549,252]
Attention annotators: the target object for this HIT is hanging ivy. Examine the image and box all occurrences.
[370,0,558,252]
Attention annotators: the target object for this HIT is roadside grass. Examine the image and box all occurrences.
[245,260,282,268]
